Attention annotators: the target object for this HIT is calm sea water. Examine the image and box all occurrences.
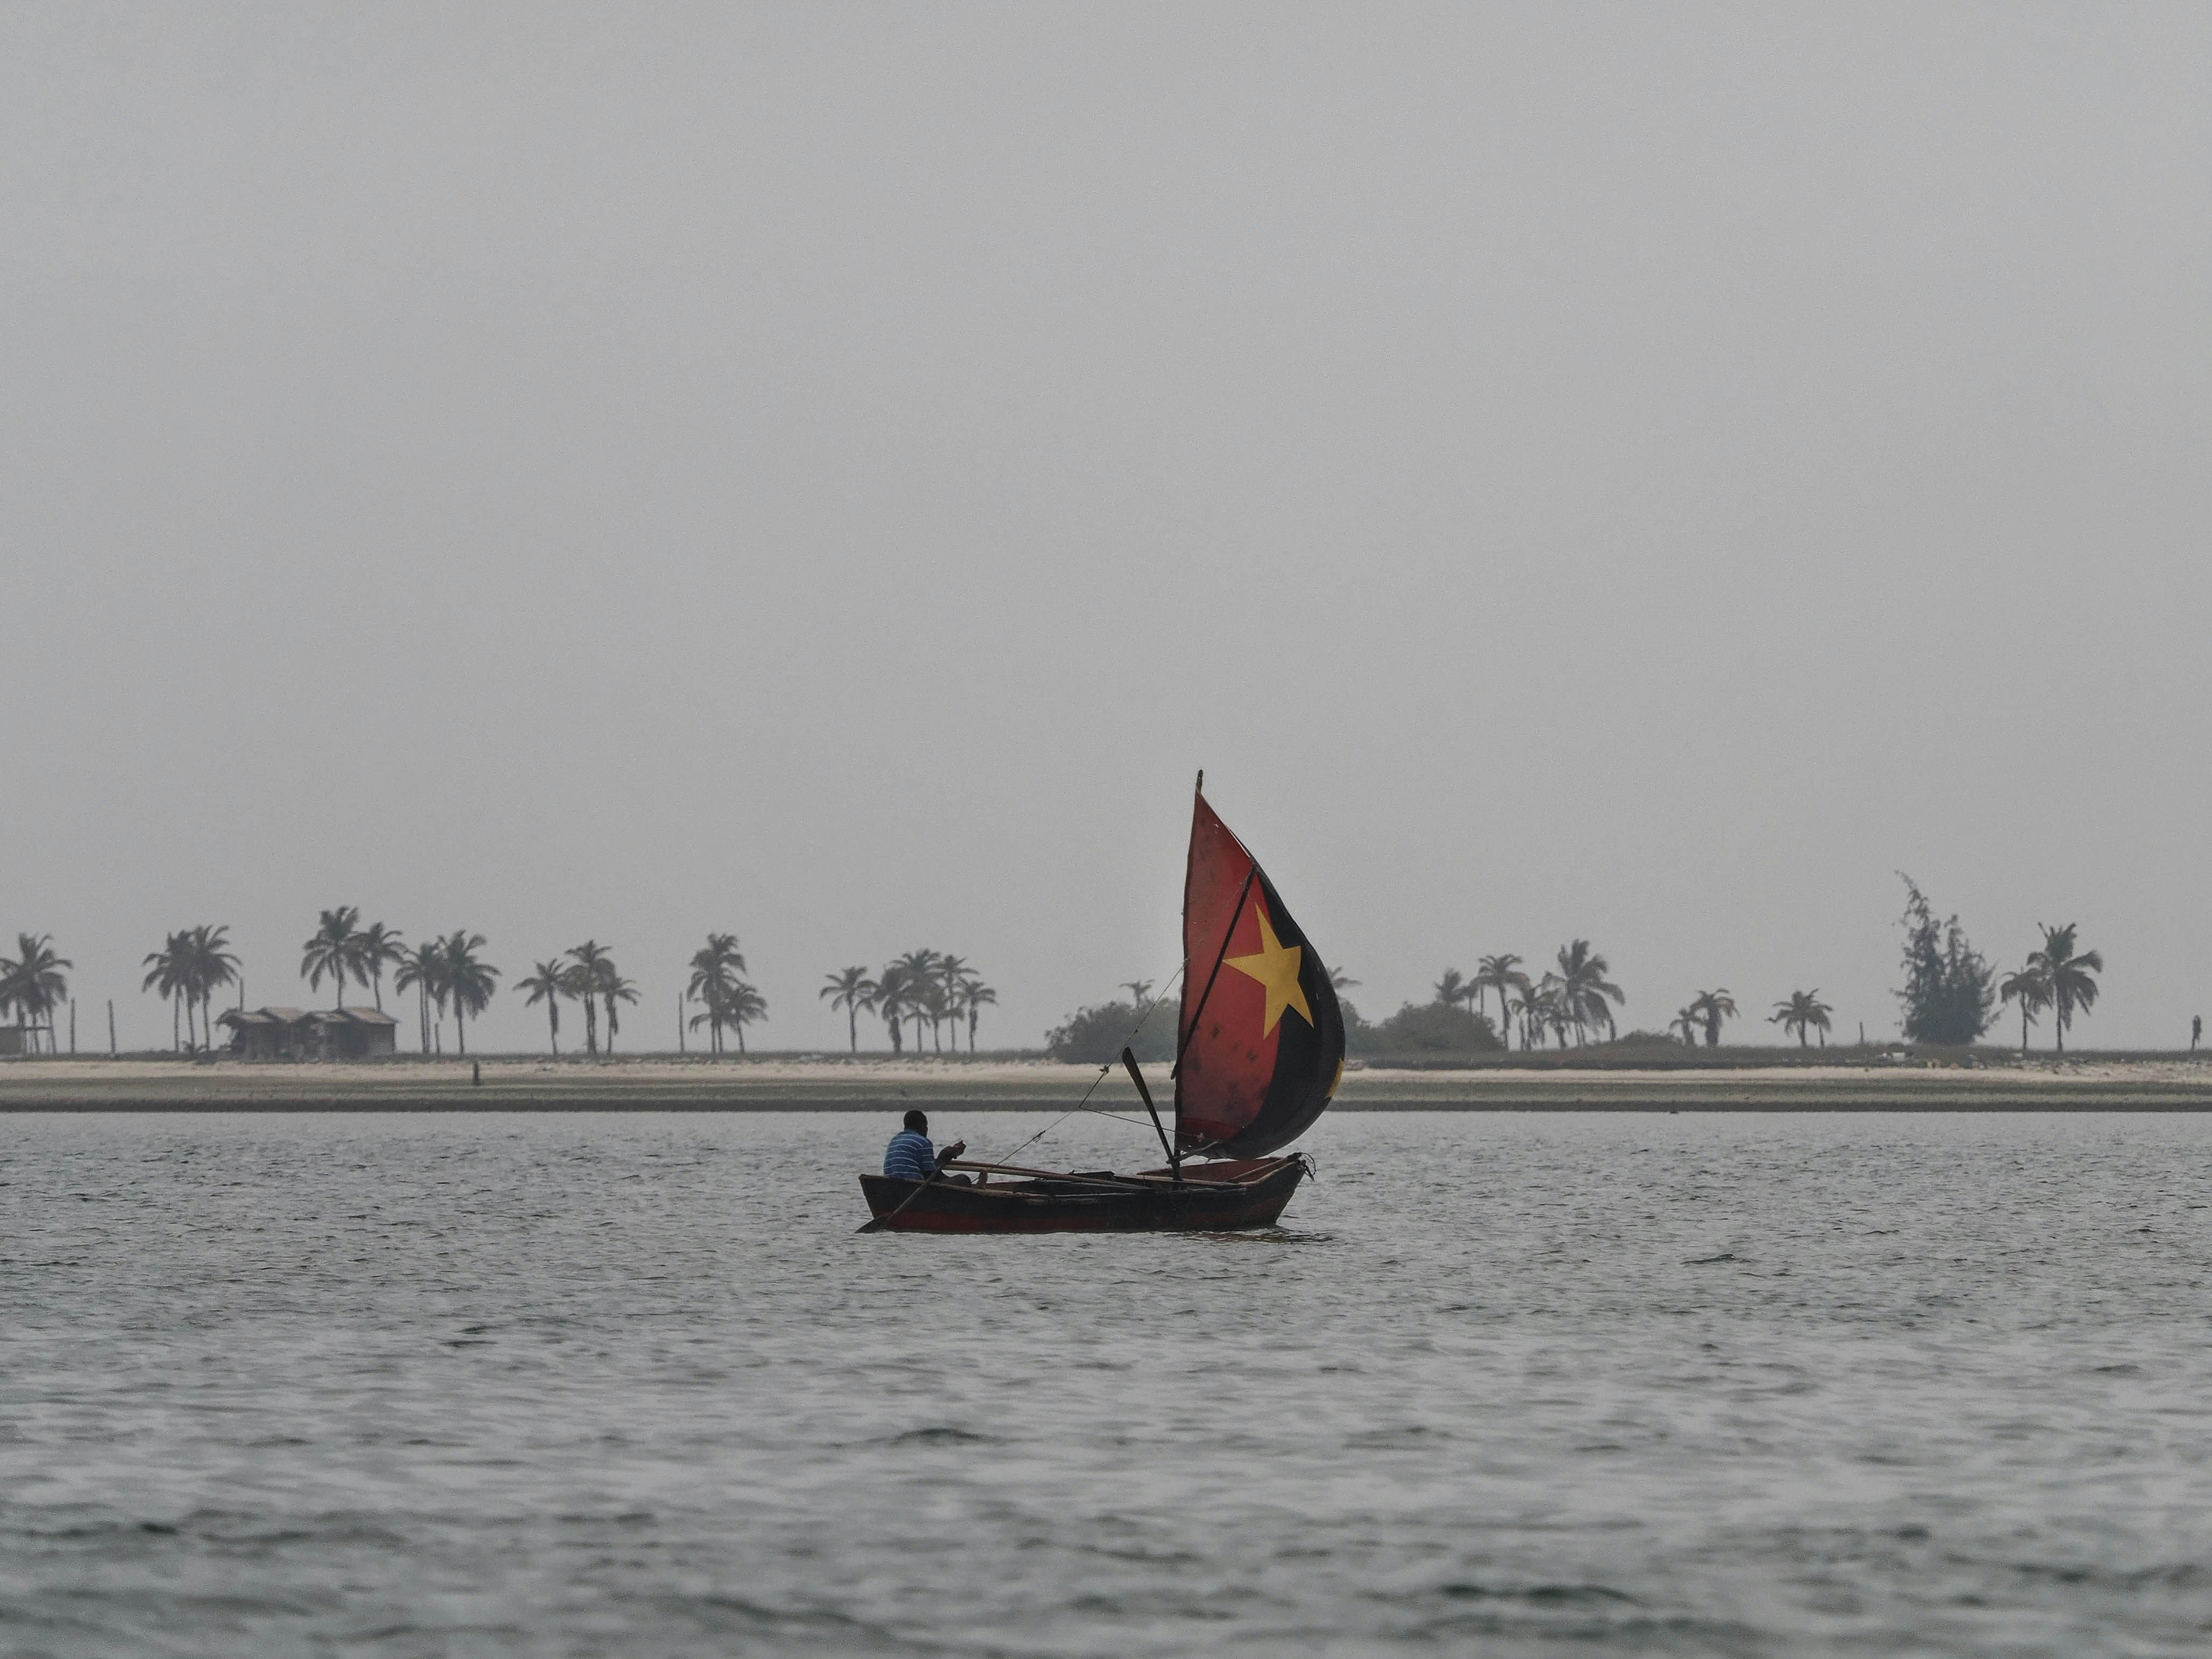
[4,1109,2210,1657]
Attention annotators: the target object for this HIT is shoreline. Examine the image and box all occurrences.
[5,1055,2212,1112]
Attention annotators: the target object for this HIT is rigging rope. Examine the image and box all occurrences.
[979,966,1185,1171]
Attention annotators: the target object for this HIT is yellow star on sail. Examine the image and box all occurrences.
[1225,906,1312,1036]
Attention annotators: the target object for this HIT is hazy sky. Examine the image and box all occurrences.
[4,4,2209,1053]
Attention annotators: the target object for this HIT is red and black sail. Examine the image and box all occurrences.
[1173,787,1345,1158]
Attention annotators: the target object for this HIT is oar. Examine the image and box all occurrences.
[857,1173,938,1234]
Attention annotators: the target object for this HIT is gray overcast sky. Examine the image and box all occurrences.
[4,4,2208,1053]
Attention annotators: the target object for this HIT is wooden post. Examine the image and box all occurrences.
[108,1000,117,1056]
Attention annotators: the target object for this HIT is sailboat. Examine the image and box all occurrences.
[858,777,1346,1233]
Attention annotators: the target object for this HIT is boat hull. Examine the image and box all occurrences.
[859,1156,1307,1234]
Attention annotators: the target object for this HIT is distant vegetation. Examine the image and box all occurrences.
[1894,877,1997,1045]
[819,952,996,1055]
[1045,998,1179,1065]
[1770,990,1834,1047]
[1390,942,1621,1051]
[1343,998,1500,1057]
[142,925,238,1052]
[0,881,2133,1061]
[1047,891,2115,1064]
[0,934,74,1053]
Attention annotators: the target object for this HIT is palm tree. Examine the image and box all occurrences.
[1473,954,1530,1051]
[1997,963,2051,1058]
[600,970,639,1055]
[874,963,914,1053]
[0,934,72,1054]
[301,906,362,1009]
[1768,989,1834,1049]
[1434,967,1470,1011]
[443,932,499,1056]
[1687,988,1737,1048]
[934,956,974,1051]
[565,942,611,1056]
[394,941,446,1054]
[1510,979,1559,1049]
[928,979,959,1052]
[1553,941,1625,1044]
[820,967,878,1053]
[890,951,940,1052]
[1541,976,1574,1048]
[1329,966,1360,991]
[141,932,190,1052]
[2025,924,2103,1055]
[354,922,407,1012]
[1121,979,1155,1006]
[184,925,240,1052]
[687,934,748,1056]
[1669,1006,1702,1046]
[727,980,767,1053]
[516,959,573,1055]
[961,979,997,1052]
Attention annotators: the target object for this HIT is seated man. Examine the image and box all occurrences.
[884,1109,968,1184]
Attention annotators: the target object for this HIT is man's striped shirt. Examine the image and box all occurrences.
[883,1130,939,1180]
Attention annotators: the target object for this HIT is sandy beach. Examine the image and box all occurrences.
[5,1055,2211,1112]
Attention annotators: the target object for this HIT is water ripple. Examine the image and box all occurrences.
[4,1109,2212,1655]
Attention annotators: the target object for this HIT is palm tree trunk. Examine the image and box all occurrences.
[172,992,180,1052]
[849,1008,858,1053]
[549,1003,559,1055]
[457,1009,466,1056]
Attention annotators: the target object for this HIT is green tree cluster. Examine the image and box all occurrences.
[142,926,238,1052]
[1044,997,1179,1065]
[822,951,995,1055]
[689,934,765,1054]
[1425,941,1621,1050]
[1997,923,2103,1055]
[1,933,74,1052]
[1345,997,1500,1056]
[387,928,499,1055]
[517,942,642,1057]
[1894,877,1996,1045]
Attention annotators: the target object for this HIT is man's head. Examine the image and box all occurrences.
[904,1109,928,1134]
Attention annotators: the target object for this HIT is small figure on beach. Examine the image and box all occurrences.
[884,1109,968,1185]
